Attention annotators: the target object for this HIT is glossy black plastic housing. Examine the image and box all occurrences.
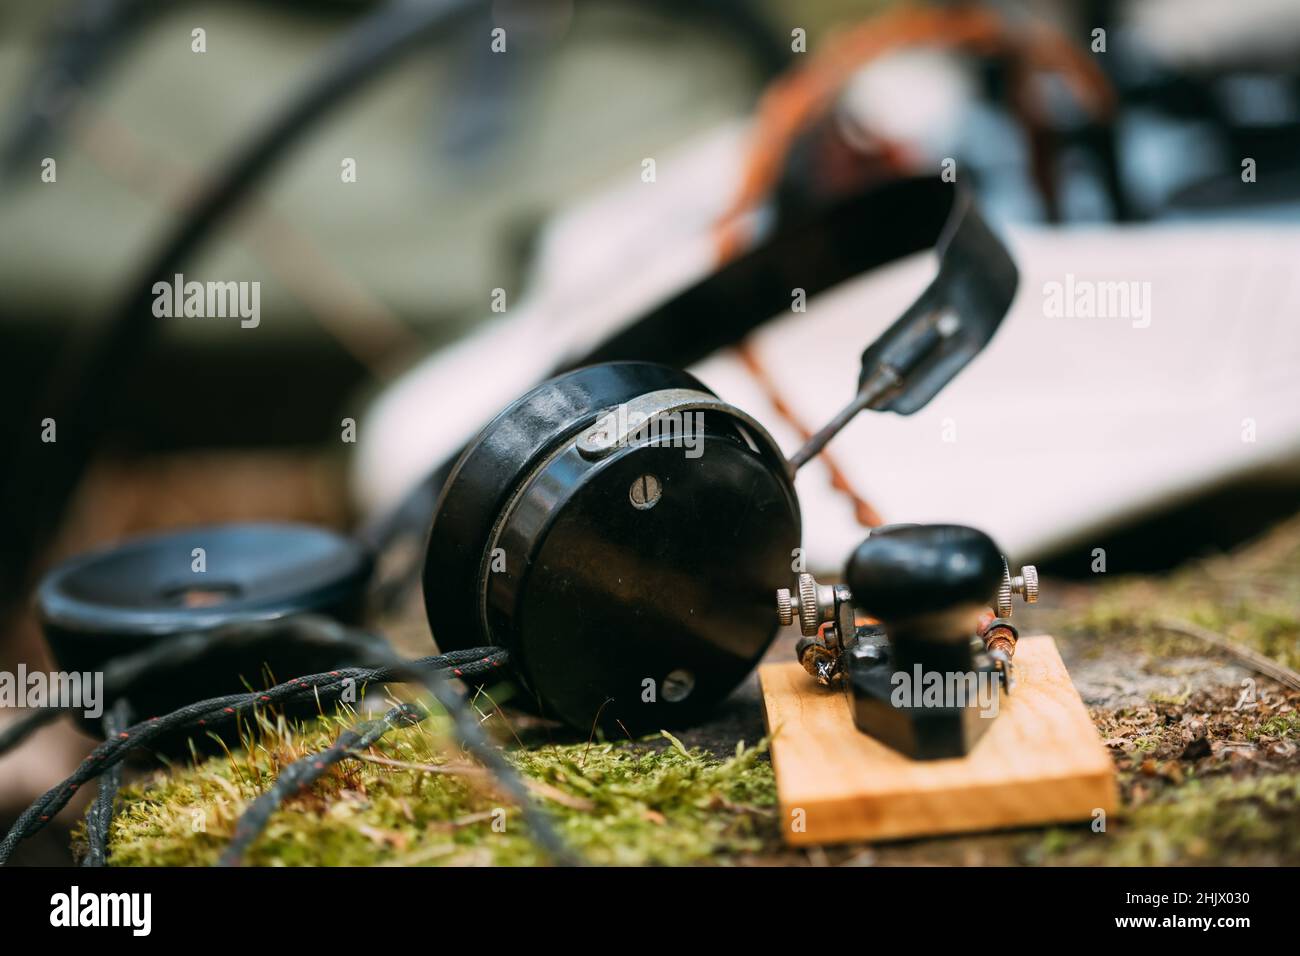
[843,524,1007,759]
[846,524,1004,621]
[38,523,372,725]
[424,363,801,732]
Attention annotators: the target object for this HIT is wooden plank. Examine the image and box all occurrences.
[760,635,1117,846]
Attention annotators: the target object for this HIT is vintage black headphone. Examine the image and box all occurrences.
[35,174,1017,735]
[4,0,1022,740]
[421,176,1018,732]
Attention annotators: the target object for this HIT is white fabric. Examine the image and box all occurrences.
[354,126,1300,570]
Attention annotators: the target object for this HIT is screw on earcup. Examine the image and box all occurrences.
[423,362,712,659]
[423,361,801,733]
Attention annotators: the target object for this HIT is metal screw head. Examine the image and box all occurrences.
[996,559,1014,617]
[776,588,795,626]
[628,474,662,510]
[796,573,820,636]
[997,559,1040,615]
[1012,565,1039,603]
[576,414,619,460]
[792,573,837,636]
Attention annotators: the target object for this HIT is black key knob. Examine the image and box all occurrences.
[845,524,1004,623]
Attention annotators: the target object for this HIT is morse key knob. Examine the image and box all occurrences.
[845,524,1005,625]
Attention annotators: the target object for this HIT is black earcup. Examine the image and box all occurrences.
[424,361,800,733]
[423,362,711,657]
[38,523,373,734]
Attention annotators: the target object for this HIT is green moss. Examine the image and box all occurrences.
[1031,773,1300,866]
[97,512,1300,866]
[1056,514,1300,669]
[93,710,779,866]
[1251,713,1300,741]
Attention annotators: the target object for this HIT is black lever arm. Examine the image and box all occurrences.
[787,184,1018,472]
[561,177,1017,476]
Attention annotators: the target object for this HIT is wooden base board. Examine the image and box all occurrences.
[760,635,1117,846]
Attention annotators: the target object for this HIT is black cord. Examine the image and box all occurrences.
[0,626,507,865]
[222,636,581,866]
[0,0,796,602]
[1,0,789,862]
[362,642,583,867]
[81,698,133,867]
[1,0,482,601]
[0,0,161,174]
[219,701,424,866]
[0,614,391,758]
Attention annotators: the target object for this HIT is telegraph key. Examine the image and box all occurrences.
[777,524,1039,759]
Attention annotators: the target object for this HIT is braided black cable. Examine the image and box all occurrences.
[0,615,393,758]
[81,698,132,867]
[1,0,483,598]
[0,627,506,864]
[220,639,582,866]
[219,702,425,866]
[402,657,584,867]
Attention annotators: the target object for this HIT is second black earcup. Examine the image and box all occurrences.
[38,522,374,737]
